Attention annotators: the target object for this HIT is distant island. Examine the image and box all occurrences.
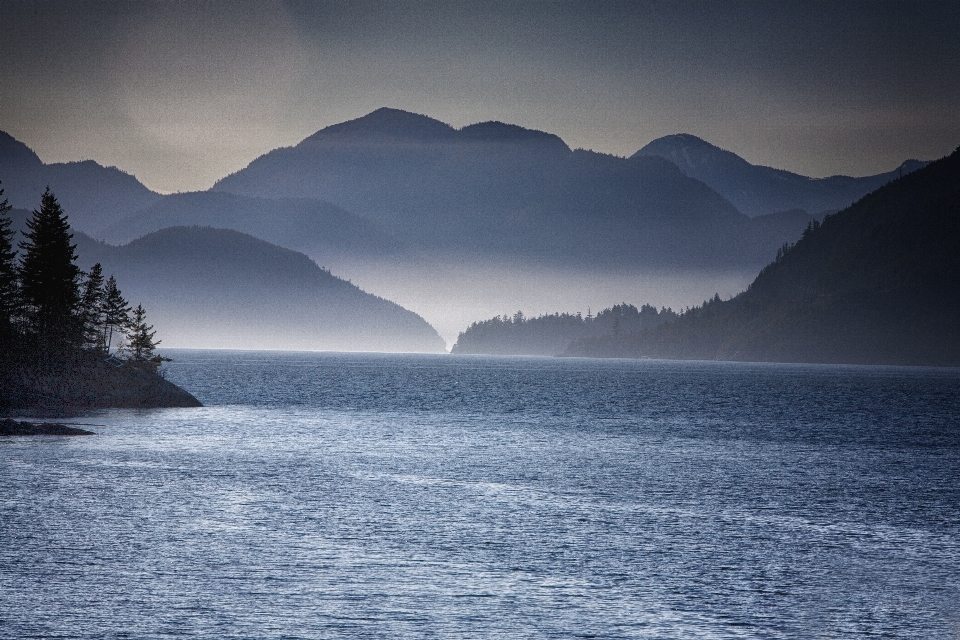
[0,187,201,411]
[452,304,677,356]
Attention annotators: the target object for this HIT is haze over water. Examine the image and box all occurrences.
[3,351,959,638]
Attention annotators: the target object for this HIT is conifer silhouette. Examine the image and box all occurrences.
[0,182,17,345]
[102,275,131,352]
[125,304,160,364]
[18,188,80,350]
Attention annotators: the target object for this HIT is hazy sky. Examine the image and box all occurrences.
[3,1,959,194]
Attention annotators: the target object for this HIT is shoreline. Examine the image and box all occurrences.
[0,418,96,436]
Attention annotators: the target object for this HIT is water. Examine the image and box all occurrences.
[2,351,959,639]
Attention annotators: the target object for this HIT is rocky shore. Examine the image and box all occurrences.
[1,356,202,410]
[0,418,96,436]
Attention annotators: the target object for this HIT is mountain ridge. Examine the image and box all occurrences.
[299,107,459,145]
[210,108,808,271]
[0,131,160,233]
[98,190,403,258]
[634,133,929,218]
[1,114,924,276]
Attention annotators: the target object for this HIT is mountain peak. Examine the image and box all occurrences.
[299,107,457,146]
[644,133,714,149]
[633,134,748,171]
[0,130,44,168]
[633,133,931,218]
[457,121,570,152]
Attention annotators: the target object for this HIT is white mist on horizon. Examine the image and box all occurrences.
[320,257,756,349]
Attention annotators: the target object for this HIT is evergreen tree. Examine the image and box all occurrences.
[125,303,160,364]
[18,188,81,349]
[0,182,18,346]
[102,275,131,352]
[78,263,106,351]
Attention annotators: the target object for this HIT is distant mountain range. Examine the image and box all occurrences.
[0,109,937,349]
[567,147,960,366]
[211,107,811,270]
[3,112,926,263]
[1,111,925,272]
[634,133,927,218]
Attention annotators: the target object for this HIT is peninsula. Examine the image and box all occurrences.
[0,187,201,411]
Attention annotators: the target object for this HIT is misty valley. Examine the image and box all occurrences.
[0,108,954,364]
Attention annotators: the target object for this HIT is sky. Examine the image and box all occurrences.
[2,0,959,194]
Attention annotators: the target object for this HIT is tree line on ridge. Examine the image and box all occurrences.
[451,304,678,356]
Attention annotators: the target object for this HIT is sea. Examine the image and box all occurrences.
[2,350,959,639]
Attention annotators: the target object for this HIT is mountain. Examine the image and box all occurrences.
[2,114,829,274]
[73,226,446,353]
[634,134,928,218]
[211,108,810,270]
[566,147,960,366]
[98,191,403,260]
[0,131,161,234]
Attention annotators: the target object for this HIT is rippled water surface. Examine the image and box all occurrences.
[2,351,959,639]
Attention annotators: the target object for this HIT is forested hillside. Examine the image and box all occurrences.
[567,147,960,366]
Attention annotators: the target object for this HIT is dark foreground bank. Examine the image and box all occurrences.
[1,354,202,410]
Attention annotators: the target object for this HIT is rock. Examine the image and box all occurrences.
[0,418,96,436]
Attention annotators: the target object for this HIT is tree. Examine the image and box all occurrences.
[0,182,18,346]
[101,275,130,352]
[78,263,106,351]
[125,303,160,364]
[18,188,81,349]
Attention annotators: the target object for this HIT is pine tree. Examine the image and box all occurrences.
[18,188,81,349]
[102,275,131,352]
[125,303,160,364]
[78,263,106,351]
[0,182,18,346]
